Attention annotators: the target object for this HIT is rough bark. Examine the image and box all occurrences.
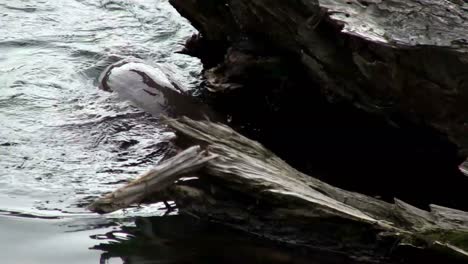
[169,0,468,158]
[90,117,468,263]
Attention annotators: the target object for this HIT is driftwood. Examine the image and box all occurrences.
[87,146,216,214]
[90,117,468,263]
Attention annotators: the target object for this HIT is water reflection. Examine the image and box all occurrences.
[92,214,359,264]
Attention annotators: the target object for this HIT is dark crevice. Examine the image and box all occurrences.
[202,51,468,212]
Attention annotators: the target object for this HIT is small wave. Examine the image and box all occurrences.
[0,209,62,220]
[100,0,128,11]
[0,39,54,48]
[0,3,56,13]
[0,4,37,13]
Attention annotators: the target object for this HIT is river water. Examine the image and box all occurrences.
[0,0,232,263]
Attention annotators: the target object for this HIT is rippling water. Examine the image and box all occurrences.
[0,0,205,262]
[0,0,202,213]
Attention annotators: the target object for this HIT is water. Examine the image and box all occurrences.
[0,0,227,262]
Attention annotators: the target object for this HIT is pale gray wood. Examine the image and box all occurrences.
[88,146,216,213]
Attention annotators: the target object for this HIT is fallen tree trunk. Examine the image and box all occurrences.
[90,116,468,263]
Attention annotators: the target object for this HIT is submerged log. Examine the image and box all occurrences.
[90,117,468,262]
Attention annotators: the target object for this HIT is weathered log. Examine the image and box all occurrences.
[88,146,216,214]
[90,116,468,262]
[169,0,468,159]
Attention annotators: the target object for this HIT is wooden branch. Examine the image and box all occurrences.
[89,116,468,262]
[87,146,216,213]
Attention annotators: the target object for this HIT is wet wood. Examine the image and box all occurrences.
[90,116,468,262]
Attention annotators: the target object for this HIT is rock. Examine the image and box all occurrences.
[169,0,468,160]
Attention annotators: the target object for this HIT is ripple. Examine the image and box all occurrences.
[0,39,53,48]
[0,4,38,13]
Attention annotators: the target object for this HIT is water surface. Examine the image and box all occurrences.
[0,0,205,262]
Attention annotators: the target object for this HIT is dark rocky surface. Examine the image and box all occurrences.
[170,0,468,153]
